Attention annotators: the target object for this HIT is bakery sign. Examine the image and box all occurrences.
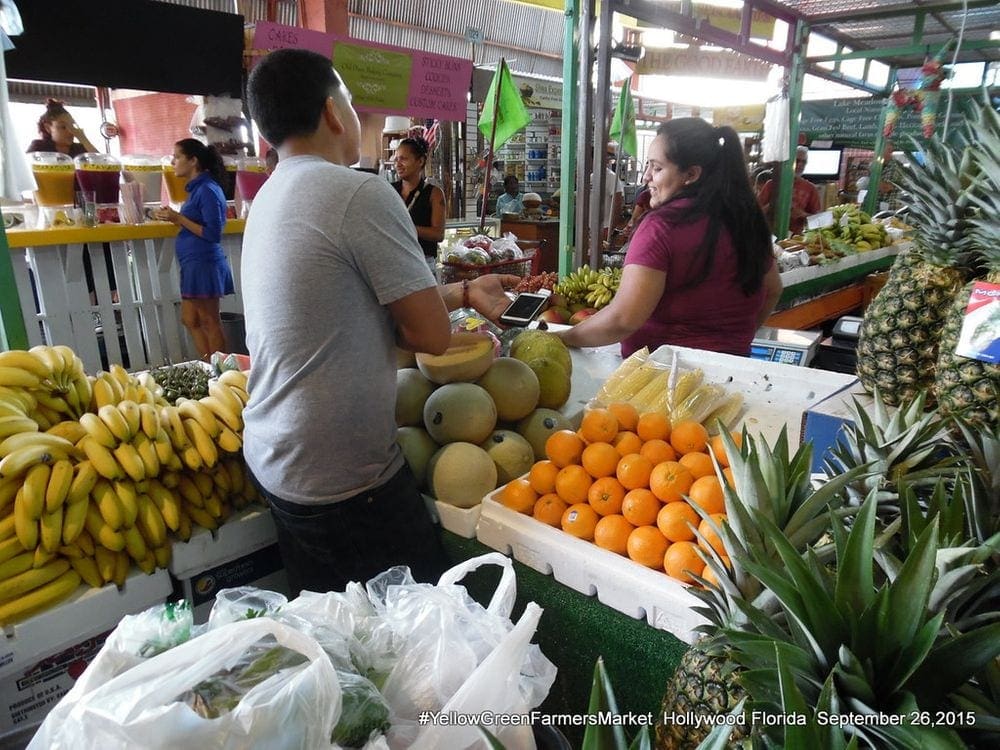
[638,47,772,80]
[251,22,472,121]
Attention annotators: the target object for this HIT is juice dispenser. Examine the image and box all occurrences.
[162,154,189,208]
[235,156,268,218]
[30,152,76,208]
[74,153,122,223]
[121,155,162,207]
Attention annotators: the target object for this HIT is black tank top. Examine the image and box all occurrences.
[393,177,438,258]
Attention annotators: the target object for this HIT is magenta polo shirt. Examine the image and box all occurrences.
[620,200,768,358]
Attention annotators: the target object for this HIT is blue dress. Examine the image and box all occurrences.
[177,172,235,299]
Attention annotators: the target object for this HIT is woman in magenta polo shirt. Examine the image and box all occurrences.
[558,118,782,357]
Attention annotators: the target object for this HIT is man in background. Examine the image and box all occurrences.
[757,145,821,236]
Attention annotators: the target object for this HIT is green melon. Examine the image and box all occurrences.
[427,442,498,507]
[422,382,497,445]
[395,347,417,369]
[476,357,540,422]
[479,430,535,485]
[525,357,571,410]
[396,426,439,489]
[517,408,573,460]
[395,368,436,427]
[510,330,572,375]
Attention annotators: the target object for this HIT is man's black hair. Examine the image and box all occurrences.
[247,48,343,147]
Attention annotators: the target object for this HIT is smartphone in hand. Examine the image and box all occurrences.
[499,290,551,327]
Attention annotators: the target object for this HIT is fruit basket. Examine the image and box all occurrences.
[440,249,539,283]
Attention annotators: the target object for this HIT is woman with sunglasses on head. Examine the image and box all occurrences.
[556,118,782,358]
[392,136,446,265]
[153,139,235,360]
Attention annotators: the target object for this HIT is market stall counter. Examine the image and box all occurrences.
[499,217,560,272]
[4,221,247,373]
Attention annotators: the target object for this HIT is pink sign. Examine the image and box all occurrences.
[251,22,471,122]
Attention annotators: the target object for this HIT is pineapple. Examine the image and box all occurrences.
[655,429,865,749]
[934,102,1000,427]
[856,129,980,406]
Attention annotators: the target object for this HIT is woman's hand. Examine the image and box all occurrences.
[153,206,179,224]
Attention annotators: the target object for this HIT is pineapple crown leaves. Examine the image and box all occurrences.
[950,416,1000,542]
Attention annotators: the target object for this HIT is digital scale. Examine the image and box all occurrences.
[814,315,864,374]
[750,327,824,367]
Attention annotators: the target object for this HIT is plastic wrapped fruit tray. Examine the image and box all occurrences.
[476,493,706,642]
[440,249,539,283]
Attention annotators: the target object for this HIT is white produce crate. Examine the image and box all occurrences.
[168,507,277,580]
[476,494,707,643]
[424,495,482,539]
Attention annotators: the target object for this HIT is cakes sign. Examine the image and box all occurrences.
[251,22,472,121]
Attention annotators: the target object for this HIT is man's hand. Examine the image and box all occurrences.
[467,274,521,323]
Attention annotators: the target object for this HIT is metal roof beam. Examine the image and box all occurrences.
[807,0,997,25]
[810,38,1000,63]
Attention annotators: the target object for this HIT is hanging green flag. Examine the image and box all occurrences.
[478,59,531,151]
[610,85,638,157]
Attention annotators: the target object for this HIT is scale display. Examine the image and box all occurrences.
[749,344,806,366]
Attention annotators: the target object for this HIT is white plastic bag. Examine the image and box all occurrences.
[29,618,340,750]
[762,96,790,163]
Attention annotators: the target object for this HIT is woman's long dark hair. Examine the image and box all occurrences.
[175,138,225,185]
[36,98,69,140]
[649,118,772,295]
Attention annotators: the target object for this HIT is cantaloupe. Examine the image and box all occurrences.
[517,408,573,460]
[427,442,498,507]
[423,382,497,444]
[415,332,495,384]
[480,430,535,485]
[476,357,540,421]
[395,368,436,427]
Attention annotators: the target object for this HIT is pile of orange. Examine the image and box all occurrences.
[498,404,741,585]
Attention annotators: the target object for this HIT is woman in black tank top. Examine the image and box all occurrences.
[391,137,446,260]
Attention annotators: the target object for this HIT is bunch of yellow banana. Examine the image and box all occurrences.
[553,264,601,307]
[583,267,622,309]
[0,347,93,426]
[89,364,166,412]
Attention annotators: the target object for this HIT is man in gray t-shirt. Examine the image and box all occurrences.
[244,49,515,595]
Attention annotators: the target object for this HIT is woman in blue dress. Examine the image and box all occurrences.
[154,139,235,359]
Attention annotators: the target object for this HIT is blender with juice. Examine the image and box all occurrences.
[122,155,162,217]
[30,152,76,227]
[162,154,189,209]
[235,156,268,218]
[221,157,238,219]
[74,153,121,223]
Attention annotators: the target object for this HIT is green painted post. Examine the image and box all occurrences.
[558,0,579,277]
[0,225,28,351]
[775,19,808,239]
[865,67,897,217]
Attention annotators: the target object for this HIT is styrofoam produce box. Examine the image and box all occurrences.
[0,569,172,736]
[424,494,481,539]
[477,493,706,642]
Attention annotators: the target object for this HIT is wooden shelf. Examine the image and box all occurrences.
[766,284,864,329]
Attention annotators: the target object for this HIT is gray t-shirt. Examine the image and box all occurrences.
[241,155,436,504]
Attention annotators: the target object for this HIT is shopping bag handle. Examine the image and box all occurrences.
[437,552,516,619]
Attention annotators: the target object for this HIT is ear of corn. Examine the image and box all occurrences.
[671,369,704,411]
[672,384,728,425]
[631,370,670,413]
[703,394,745,434]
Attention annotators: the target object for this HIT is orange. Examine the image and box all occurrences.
[593,514,635,554]
[721,467,735,487]
[528,460,560,495]
[627,525,670,569]
[639,439,676,465]
[656,501,699,542]
[561,502,599,540]
[587,476,626,516]
[697,513,728,555]
[689,475,726,514]
[616,453,654,490]
[621,488,661,527]
[580,408,620,444]
[545,430,585,468]
[670,420,709,455]
[701,565,719,587]
[708,431,743,468]
[581,442,620,479]
[678,451,715,480]
[664,541,705,583]
[607,402,639,432]
[555,464,592,504]
[649,461,694,503]
[533,493,568,527]
[636,412,671,442]
[612,430,643,457]
[500,478,538,514]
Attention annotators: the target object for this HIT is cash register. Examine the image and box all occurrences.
[813,315,864,373]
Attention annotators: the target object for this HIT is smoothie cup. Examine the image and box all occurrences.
[74,153,121,222]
